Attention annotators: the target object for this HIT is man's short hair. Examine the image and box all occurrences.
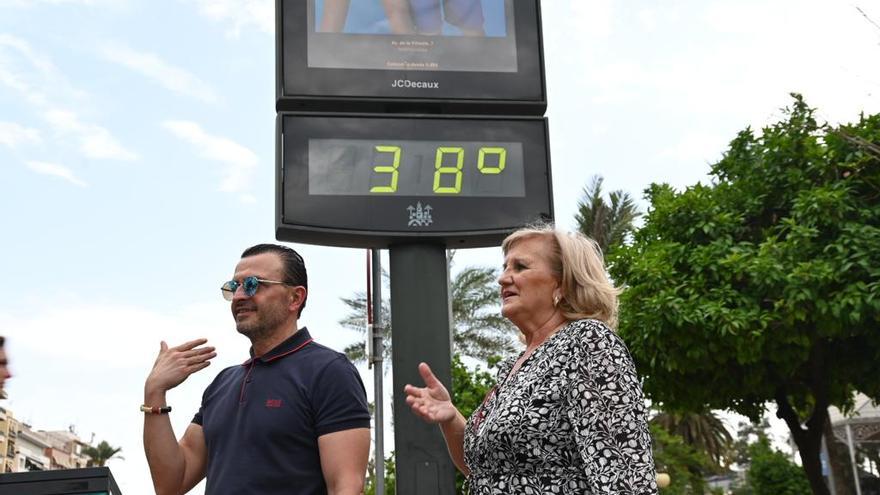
[241,244,308,315]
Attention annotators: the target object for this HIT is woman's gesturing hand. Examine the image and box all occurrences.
[404,362,458,424]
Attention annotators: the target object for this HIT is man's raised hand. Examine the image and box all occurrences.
[146,338,216,394]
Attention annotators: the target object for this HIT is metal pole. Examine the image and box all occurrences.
[823,435,838,495]
[371,249,385,495]
[389,243,456,495]
[846,424,862,495]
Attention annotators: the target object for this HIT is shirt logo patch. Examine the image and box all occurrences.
[265,399,283,408]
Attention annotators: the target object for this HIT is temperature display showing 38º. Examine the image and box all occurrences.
[308,138,525,197]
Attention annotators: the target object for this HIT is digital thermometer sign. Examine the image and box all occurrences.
[308,138,525,197]
[276,113,552,248]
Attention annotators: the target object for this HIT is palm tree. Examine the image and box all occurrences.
[651,411,734,469]
[341,261,517,365]
[574,175,641,255]
[449,265,517,362]
[82,440,124,467]
[339,285,383,364]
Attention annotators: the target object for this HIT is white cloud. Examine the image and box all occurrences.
[0,34,92,105]
[562,0,880,125]
[636,8,658,32]
[186,0,274,36]
[99,43,219,103]
[0,35,138,161]
[0,301,240,369]
[586,60,649,105]
[692,1,880,123]
[0,0,124,5]
[659,131,728,162]
[44,109,138,161]
[0,34,62,107]
[570,0,615,40]
[0,121,41,148]
[588,123,609,136]
[542,0,615,76]
[163,120,258,197]
[26,160,88,187]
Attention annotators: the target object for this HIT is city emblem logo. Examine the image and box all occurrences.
[407,202,433,227]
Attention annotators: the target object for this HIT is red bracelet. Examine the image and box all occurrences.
[140,405,172,414]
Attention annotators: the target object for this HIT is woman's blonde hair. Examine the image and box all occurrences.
[501,224,621,328]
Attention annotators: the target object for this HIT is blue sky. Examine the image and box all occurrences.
[1,1,878,493]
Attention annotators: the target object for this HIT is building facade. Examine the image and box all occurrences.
[0,406,18,472]
[0,405,94,473]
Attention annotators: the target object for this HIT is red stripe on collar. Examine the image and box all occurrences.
[241,338,314,365]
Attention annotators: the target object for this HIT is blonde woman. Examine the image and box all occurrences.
[405,226,658,494]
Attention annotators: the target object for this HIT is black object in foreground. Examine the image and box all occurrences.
[0,466,121,495]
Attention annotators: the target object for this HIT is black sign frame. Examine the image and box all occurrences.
[275,0,546,115]
[276,112,553,248]
[0,467,122,495]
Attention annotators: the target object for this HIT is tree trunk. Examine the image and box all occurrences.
[824,415,857,495]
[776,390,831,495]
[798,434,831,495]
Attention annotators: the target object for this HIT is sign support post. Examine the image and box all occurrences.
[370,248,385,495]
[389,243,456,494]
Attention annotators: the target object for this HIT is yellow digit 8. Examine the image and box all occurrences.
[477,147,507,174]
[370,145,401,193]
[433,147,463,194]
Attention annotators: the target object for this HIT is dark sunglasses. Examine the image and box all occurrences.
[221,276,288,301]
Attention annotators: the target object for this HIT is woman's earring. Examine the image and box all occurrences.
[553,295,560,307]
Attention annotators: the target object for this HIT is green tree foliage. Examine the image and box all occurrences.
[341,264,517,364]
[610,95,880,494]
[364,454,396,495]
[82,440,123,467]
[449,354,498,418]
[728,418,770,494]
[449,354,497,492]
[730,419,773,469]
[650,423,713,494]
[575,175,641,255]
[651,411,733,469]
[743,439,811,495]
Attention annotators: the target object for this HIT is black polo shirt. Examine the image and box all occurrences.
[192,328,371,494]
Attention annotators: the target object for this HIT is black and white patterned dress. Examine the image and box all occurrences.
[463,319,658,494]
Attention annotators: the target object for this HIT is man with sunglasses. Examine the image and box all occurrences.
[143,244,371,495]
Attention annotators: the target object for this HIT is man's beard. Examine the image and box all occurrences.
[236,303,289,342]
